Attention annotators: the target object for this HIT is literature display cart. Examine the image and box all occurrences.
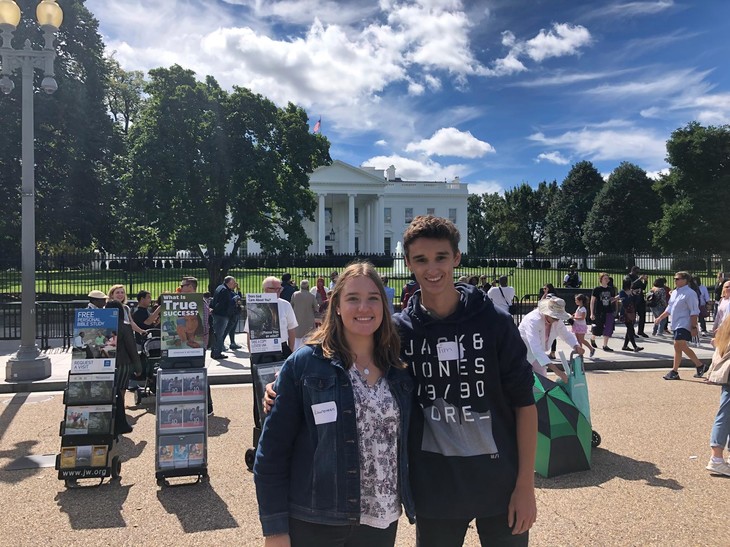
[244,360,284,470]
[155,293,208,486]
[56,309,121,487]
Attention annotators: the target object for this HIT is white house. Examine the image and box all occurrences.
[246,160,469,255]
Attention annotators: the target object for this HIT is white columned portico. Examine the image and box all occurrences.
[369,199,376,253]
[348,193,356,253]
[364,202,371,252]
[318,194,326,253]
[377,194,385,253]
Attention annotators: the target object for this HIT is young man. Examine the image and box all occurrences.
[395,215,537,546]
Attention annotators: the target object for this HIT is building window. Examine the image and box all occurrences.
[405,207,413,223]
[384,207,391,224]
[355,237,359,254]
[355,207,359,224]
[384,237,391,255]
[427,207,435,216]
[449,208,457,223]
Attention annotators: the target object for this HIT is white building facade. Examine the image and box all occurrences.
[246,160,469,255]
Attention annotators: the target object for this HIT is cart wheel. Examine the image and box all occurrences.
[591,430,601,448]
[245,448,256,470]
[111,456,121,479]
[157,478,166,487]
[65,478,78,488]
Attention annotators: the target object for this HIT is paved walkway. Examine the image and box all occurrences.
[1,325,717,393]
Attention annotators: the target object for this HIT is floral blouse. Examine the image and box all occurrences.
[348,366,401,529]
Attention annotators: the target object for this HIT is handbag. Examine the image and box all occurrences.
[499,287,518,315]
[707,344,730,385]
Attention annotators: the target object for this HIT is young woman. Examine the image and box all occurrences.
[572,294,593,357]
[254,262,415,547]
[713,280,730,333]
[541,284,557,359]
[705,315,730,477]
[619,280,644,352]
[590,273,618,352]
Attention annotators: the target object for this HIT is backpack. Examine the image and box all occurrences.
[646,291,659,308]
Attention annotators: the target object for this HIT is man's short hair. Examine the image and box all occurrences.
[282,272,292,283]
[403,215,460,257]
[136,290,151,301]
[262,276,281,290]
[182,276,198,290]
[300,279,310,290]
[381,276,389,285]
[499,275,508,286]
[224,276,235,286]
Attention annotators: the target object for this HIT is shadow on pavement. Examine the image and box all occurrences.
[535,447,683,491]
[156,480,239,533]
[0,440,44,484]
[208,415,230,437]
[0,393,29,442]
[55,480,131,529]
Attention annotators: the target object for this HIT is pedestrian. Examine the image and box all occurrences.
[223,281,243,350]
[487,275,516,315]
[540,283,558,358]
[713,272,727,315]
[254,262,415,546]
[590,273,618,353]
[705,316,730,477]
[648,278,669,336]
[244,276,298,362]
[280,272,297,302]
[382,275,396,315]
[396,216,536,546]
[400,273,419,310]
[572,294,594,357]
[713,279,730,333]
[519,295,585,383]
[655,271,705,380]
[693,276,711,335]
[328,270,338,291]
[631,274,649,337]
[619,279,644,353]
[311,276,328,325]
[290,279,318,350]
[210,276,238,360]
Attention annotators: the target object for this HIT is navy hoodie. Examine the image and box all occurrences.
[393,283,535,519]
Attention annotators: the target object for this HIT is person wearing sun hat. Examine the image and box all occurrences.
[518,295,585,383]
[87,289,107,309]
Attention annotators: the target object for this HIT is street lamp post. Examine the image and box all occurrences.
[1,0,63,381]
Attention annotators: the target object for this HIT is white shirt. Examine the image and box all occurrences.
[244,298,299,351]
[666,285,699,331]
[518,308,578,370]
[487,285,515,314]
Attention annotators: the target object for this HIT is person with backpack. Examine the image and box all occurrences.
[563,263,582,288]
[400,274,419,310]
[647,278,669,336]
[487,275,516,315]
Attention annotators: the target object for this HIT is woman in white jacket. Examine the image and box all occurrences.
[518,296,585,383]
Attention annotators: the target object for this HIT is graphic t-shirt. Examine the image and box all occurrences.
[592,285,616,316]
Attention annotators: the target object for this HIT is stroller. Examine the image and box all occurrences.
[134,328,162,405]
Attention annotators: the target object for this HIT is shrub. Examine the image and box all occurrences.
[593,256,628,271]
[671,256,707,273]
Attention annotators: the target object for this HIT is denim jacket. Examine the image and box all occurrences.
[254,344,416,536]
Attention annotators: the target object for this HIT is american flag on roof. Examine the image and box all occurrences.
[313,117,321,134]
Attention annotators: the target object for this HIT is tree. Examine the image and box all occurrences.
[105,55,145,136]
[125,66,331,290]
[467,193,507,256]
[652,122,730,255]
[0,0,117,259]
[582,162,660,253]
[545,161,604,255]
[501,181,558,256]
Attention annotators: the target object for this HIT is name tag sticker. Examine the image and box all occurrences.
[437,341,460,362]
[311,401,337,425]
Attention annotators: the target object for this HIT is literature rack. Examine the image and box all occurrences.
[154,365,208,486]
[56,308,121,488]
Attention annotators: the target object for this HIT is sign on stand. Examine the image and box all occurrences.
[246,293,282,354]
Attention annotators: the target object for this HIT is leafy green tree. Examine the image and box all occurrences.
[652,122,730,255]
[0,0,116,259]
[501,181,558,256]
[125,66,331,290]
[467,193,507,256]
[545,161,604,255]
[582,162,660,253]
[105,55,145,136]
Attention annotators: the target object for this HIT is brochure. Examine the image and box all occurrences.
[246,293,282,354]
[71,309,119,371]
[66,373,115,405]
[64,405,113,436]
[160,293,205,358]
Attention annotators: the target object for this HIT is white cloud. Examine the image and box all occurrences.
[238,0,379,26]
[536,152,570,165]
[405,128,495,158]
[523,23,593,63]
[528,125,667,166]
[375,139,388,147]
[646,168,670,180]
[588,1,674,18]
[363,154,466,181]
[468,180,504,195]
[585,68,713,99]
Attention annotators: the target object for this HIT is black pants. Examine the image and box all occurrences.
[416,515,528,547]
[288,518,398,547]
[623,320,637,349]
[636,300,646,335]
[114,361,132,433]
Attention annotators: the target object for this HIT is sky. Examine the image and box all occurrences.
[86,0,730,195]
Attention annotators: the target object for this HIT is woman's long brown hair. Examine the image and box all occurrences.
[306,262,404,371]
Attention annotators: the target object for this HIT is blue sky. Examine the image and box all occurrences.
[87,0,730,194]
